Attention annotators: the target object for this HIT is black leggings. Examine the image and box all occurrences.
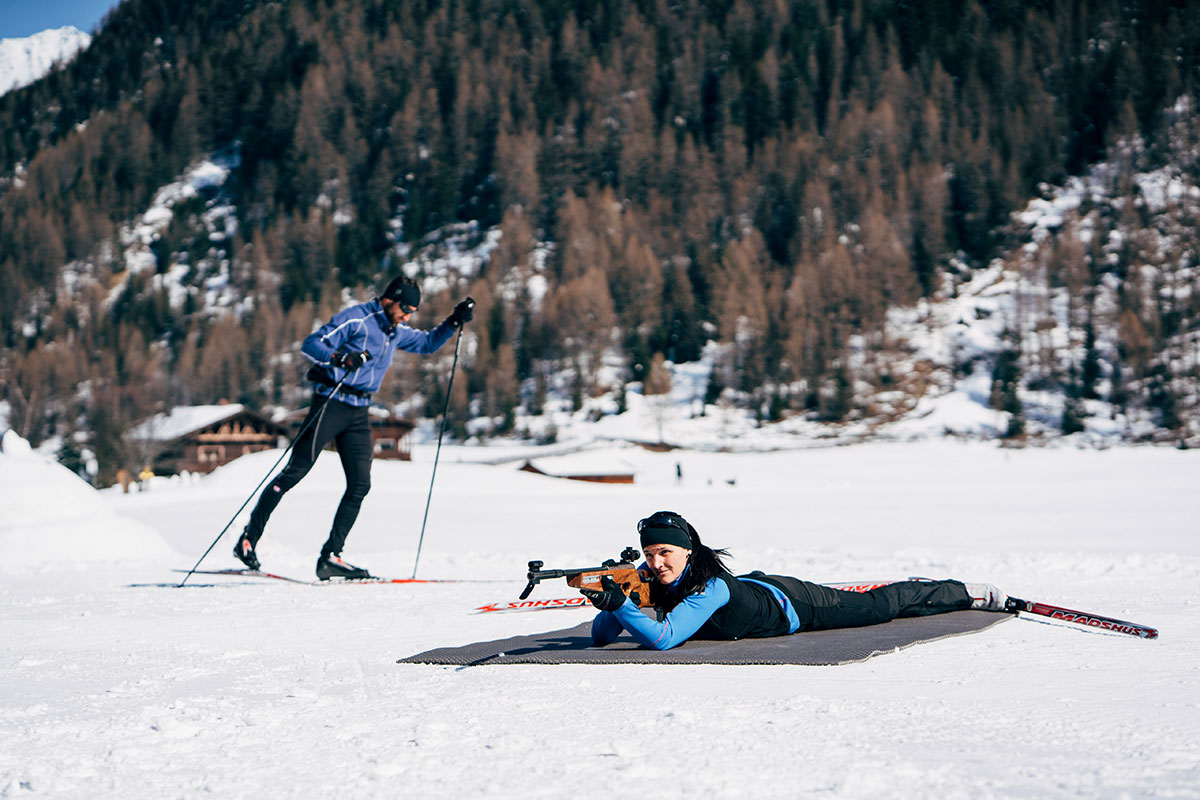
[245,394,373,557]
[764,576,972,631]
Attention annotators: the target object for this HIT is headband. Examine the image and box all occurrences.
[637,511,694,550]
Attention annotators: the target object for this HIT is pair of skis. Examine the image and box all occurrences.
[475,579,1159,640]
[179,569,1159,639]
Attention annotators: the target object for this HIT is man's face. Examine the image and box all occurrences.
[383,297,416,327]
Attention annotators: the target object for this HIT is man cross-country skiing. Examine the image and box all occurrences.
[233,276,473,580]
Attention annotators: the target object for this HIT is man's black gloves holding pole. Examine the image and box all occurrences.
[445,298,475,329]
[330,350,368,371]
[582,575,640,611]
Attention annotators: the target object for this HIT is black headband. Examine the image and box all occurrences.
[637,511,693,550]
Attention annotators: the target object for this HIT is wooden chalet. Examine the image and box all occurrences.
[132,404,290,475]
[282,405,415,461]
[366,407,415,460]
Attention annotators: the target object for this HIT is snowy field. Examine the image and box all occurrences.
[2,436,1198,798]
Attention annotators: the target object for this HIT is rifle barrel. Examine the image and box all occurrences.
[519,552,640,600]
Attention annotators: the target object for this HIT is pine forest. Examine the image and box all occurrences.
[2,0,1199,483]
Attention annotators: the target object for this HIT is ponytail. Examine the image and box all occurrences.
[675,521,731,595]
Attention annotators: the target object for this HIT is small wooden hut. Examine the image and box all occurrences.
[131,404,289,475]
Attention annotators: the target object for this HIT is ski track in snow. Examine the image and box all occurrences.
[2,441,1199,798]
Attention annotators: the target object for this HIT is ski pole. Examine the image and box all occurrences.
[177,376,347,587]
[411,305,472,579]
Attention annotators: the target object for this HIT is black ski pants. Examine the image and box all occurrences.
[766,576,972,632]
[246,394,373,557]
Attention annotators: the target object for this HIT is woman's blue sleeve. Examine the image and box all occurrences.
[607,578,730,650]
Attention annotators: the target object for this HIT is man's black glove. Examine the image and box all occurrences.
[330,350,367,371]
[581,575,638,612]
[445,298,475,328]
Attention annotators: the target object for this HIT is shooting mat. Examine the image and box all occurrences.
[397,611,1012,666]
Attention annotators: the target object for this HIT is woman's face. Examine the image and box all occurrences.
[643,543,691,584]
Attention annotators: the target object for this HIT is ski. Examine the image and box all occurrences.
[474,596,593,614]
[832,582,1160,640]
[472,580,905,615]
[472,582,1160,641]
[1005,596,1158,639]
[175,568,311,584]
[824,580,902,592]
[473,580,908,615]
[172,568,500,586]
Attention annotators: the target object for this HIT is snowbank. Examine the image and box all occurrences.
[0,431,177,571]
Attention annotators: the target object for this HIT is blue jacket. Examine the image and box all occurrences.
[301,299,454,407]
[591,564,801,650]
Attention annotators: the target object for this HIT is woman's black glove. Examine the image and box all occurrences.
[445,298,475,328]
[582,575,638,612]
[330,350,367,371]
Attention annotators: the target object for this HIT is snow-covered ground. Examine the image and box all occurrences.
[2,430,1197,798]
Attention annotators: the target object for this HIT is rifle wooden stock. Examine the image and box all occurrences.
[567,567,655,607]
[519,548,655,607]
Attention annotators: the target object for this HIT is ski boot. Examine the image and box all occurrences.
[232,528,261,571]
[964,582,1008,612]
[316,553,372,581]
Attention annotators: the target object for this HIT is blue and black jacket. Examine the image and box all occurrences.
[591,563,801,650]
[301,299,454,407]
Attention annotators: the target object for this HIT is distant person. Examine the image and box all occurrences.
[232,276,473,580]
[675,462,683,485]
[582,511,1008,650]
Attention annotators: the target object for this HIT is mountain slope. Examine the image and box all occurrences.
[2,0,1198,481]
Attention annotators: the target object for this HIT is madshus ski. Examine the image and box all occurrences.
[834,581,1160,639]
[472,580,899,615]
[1004,596,1158,639]
[475,596,592,614]
[476,580,1161,639]
[174,568,492,586]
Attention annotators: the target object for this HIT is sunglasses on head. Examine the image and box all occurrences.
[637,512,687,533]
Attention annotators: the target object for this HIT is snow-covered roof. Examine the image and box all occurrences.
[521,452,637,477]
[130,404,250,442]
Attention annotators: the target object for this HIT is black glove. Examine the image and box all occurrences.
[330,350,367,371]
[445,298,475,328]
[581,575,638,612]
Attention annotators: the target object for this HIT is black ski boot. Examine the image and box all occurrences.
[232,529,261,571]
[316,553,372,581]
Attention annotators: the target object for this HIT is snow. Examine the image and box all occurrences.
[0,27,91,97]
[2,429,1198,797]
[0,441,175,569]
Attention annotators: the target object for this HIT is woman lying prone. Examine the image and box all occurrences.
[583,511,1007,651]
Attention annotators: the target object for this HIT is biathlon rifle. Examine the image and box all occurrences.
[519,547,654,608]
